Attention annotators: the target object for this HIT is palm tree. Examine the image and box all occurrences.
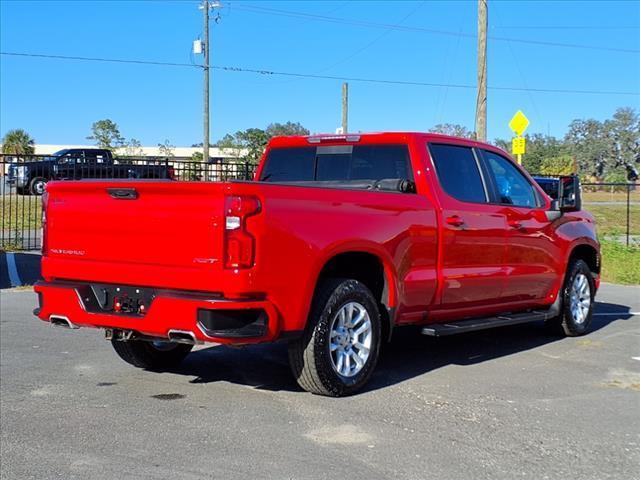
[2,129,35,155]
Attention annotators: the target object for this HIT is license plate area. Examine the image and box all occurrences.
[77,284,157,316]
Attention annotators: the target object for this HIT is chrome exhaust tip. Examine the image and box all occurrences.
[167,329,198,345]
[49,315,79,329]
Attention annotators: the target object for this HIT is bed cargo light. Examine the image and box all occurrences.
[307,134,360,144]
[224,195,261,269]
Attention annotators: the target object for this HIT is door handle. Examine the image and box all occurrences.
[446,215,465,227]
[508,219,522,229]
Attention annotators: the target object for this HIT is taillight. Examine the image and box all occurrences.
[224,195,261,269]
[41,191,49,256]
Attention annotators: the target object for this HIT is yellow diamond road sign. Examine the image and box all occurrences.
[509,110,530,136]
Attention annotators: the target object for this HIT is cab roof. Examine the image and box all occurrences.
[267,131,508,157]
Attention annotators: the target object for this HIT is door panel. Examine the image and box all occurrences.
[440,206,507,307]
[481,150,556,302]
[501,206,556,301]
[427,143,507,309]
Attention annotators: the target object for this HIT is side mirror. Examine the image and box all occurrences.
[558,175,581,212]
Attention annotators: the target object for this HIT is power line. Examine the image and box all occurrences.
[2,51,639,96]
[0,52,198,68]
[233,4,640,54]
[493,25,640,30]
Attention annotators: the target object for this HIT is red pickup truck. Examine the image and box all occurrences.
[34,133,600,396]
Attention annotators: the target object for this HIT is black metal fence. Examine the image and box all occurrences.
[581,181,638,247]
[1,154,256,250]
[1,155,637,251]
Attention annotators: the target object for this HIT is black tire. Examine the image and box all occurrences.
[29,177,47,196]
[546,259,595,337]
[288,278,382,397]
[111,339,193,370]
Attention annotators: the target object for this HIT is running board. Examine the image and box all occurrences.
[421,310,552,337]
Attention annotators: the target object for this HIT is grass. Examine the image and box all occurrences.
[599,240,640,285]
[586,204,639,236]
[583,190,640,203]
[1,196,43,231]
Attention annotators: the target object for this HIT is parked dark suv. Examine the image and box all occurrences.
[7,148,174,195]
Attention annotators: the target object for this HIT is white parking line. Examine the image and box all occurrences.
[5,253,22,287]
[594,312,640,316]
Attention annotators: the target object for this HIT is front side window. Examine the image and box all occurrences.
[483,151,538,208]
[429,143,487,203]
[84,150,106,163]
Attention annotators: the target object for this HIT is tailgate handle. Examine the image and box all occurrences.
[108,188,138,200]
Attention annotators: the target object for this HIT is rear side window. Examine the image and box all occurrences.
[429,144,486,203]
[483,151,538,207]
[260,147,316,182]
[261,145,412,183]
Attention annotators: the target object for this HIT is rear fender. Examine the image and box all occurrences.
[299,242,399,332]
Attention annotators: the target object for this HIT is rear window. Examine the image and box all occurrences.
[429,143,487,203]
[260,145,413,183]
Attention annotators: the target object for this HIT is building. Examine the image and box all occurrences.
[33,144,246,161]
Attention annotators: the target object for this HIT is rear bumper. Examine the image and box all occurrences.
[33,281,282,344]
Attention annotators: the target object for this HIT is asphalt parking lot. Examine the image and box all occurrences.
[1,283,639,480]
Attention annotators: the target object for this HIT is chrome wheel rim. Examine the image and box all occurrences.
[569,273,591,325]
[34,180,45,195]
[329,302,372,378]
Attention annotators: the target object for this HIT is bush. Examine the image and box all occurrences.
[539,155,575,176]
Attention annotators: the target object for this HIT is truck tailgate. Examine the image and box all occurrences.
[43,180,229,290]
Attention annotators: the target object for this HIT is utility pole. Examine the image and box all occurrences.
[475,0,487,141]
[202,0,210,164]
[341,82,349,134]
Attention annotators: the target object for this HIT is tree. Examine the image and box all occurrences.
[215,121,310,165]
[122,138,144,157]
[1,129,35,155]
[87,119,125,150]
[157,139,175,158]
[564,107,639,178]
[430,123,475,139]
[265,121,310,137]
[216,128,270,165]
[564,118,609,177]
[493,134,568,174]
[604,107,640,171]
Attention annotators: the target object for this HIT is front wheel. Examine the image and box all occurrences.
[288,278,381,397]
[111,339,193,369]
[546,259,595,336]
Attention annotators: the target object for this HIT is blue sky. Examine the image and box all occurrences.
[1,0,639,146]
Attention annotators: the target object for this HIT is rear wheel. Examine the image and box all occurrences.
[546,259,595,336]
[29,177,47,196]
[288,278,381,397]
[111,339,193,369]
